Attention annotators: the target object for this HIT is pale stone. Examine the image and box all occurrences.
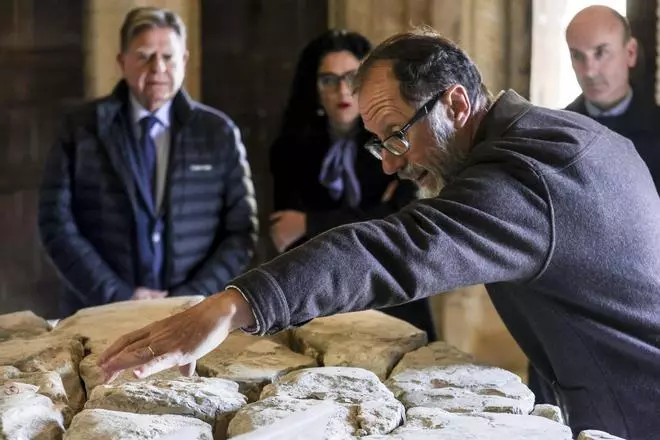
[0,310,50,342]
[0,334,85,411]
[532,403,565,424]
[260,367,404,436]
[85,376,246,434]
[577,430,626,440]
[388,341,476,375]
[291,310,427,380]
[51,296,204,353]
[0,382,65,440]
[79,353,191,395]
[227,396,355,439]
[0,366,73,426]
[197,332,317,402]
[65,408,213,439]
[363,407,572,439]
[387,342,534,414]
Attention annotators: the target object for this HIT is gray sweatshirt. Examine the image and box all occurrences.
[231,90,660,439]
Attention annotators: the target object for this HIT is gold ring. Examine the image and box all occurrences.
[146,345,156,359]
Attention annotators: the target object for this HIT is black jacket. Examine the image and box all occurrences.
[269,123,416,238]
[39,81,258,316]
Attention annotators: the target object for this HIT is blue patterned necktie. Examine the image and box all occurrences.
[139,115,159,198]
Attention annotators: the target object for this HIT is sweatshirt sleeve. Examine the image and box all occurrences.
[229,160,553,334]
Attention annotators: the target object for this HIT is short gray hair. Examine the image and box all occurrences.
[120,6,186,52]
[354,28,490,111]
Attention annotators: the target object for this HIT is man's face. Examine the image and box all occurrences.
[566,15,636,108]
[358,62,464,198]
[117,26,188,111]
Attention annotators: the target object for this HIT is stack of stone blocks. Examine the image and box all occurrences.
[0,297,622,439]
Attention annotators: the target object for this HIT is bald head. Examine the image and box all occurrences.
[566,5,637,109]
[567,5,630,44]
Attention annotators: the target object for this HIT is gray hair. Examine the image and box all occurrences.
[354,28,490,111]
[120,6,187,52]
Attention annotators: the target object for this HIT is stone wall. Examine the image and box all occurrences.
[0,299,622,439]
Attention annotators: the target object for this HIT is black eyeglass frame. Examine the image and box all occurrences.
[364,89,447,160]
[316,70,358,90]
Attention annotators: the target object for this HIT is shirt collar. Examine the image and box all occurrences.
[584,89,633,117]
[129,93,172,128]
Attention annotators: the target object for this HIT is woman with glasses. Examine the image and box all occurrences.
[268,29,436,341]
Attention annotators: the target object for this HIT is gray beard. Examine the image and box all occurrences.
[407,112,468,199]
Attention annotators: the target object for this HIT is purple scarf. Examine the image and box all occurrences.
[318,138,361,208]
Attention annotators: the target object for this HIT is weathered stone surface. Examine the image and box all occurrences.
[0,311,50,342]
[85,376,246,432]
[64,408,213,439]
[0,366,73,426]
[291,311,427,380]
[79,353,189,395]
[0,334,85,411]
[363,407,572,439]
[577,430,626,440]
[197,332,317,401]
[531,403,565,424]
[388,341,475,375]
[260,367,404,436]
[51,296,204,353]
[0,382,65,440]
[387,342,534,414]
[227,396,355,439]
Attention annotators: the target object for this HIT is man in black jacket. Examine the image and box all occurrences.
[98,30,660,439]
[38,7,257,317]
[564,5,660,190]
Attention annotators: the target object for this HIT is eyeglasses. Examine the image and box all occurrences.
[364,90,446,160]
[317,70,357,91]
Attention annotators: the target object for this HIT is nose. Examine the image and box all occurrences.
[583,56,598,78]
[149,55,167,73]
[381,150,405,176]
[338,79,351,96]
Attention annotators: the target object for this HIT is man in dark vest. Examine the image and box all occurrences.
[38,7,258,317]
[528,4,660,406]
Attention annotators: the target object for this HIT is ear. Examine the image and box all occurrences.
[626,37,638,68]
[183,50,190,66]
[116,52,125,72]
[444,84,471,129]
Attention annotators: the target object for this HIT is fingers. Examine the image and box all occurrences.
[179,360,196,377]
[133,350,181,379]
[98,327,150,365]
[101,345,158,381]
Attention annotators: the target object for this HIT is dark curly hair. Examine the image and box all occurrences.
[354,28,490,111]
[279,29,371,136]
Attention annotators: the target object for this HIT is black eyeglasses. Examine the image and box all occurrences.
[364,90,446,160]
[317,70,357,91]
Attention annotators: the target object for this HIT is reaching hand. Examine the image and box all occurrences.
[270,210,307,253]
[97,289,256,383]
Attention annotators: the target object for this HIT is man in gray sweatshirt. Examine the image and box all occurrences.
[99,30,660,439]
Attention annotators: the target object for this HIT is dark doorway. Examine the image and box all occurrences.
[200,0,329,264]
[0,0,85,316]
